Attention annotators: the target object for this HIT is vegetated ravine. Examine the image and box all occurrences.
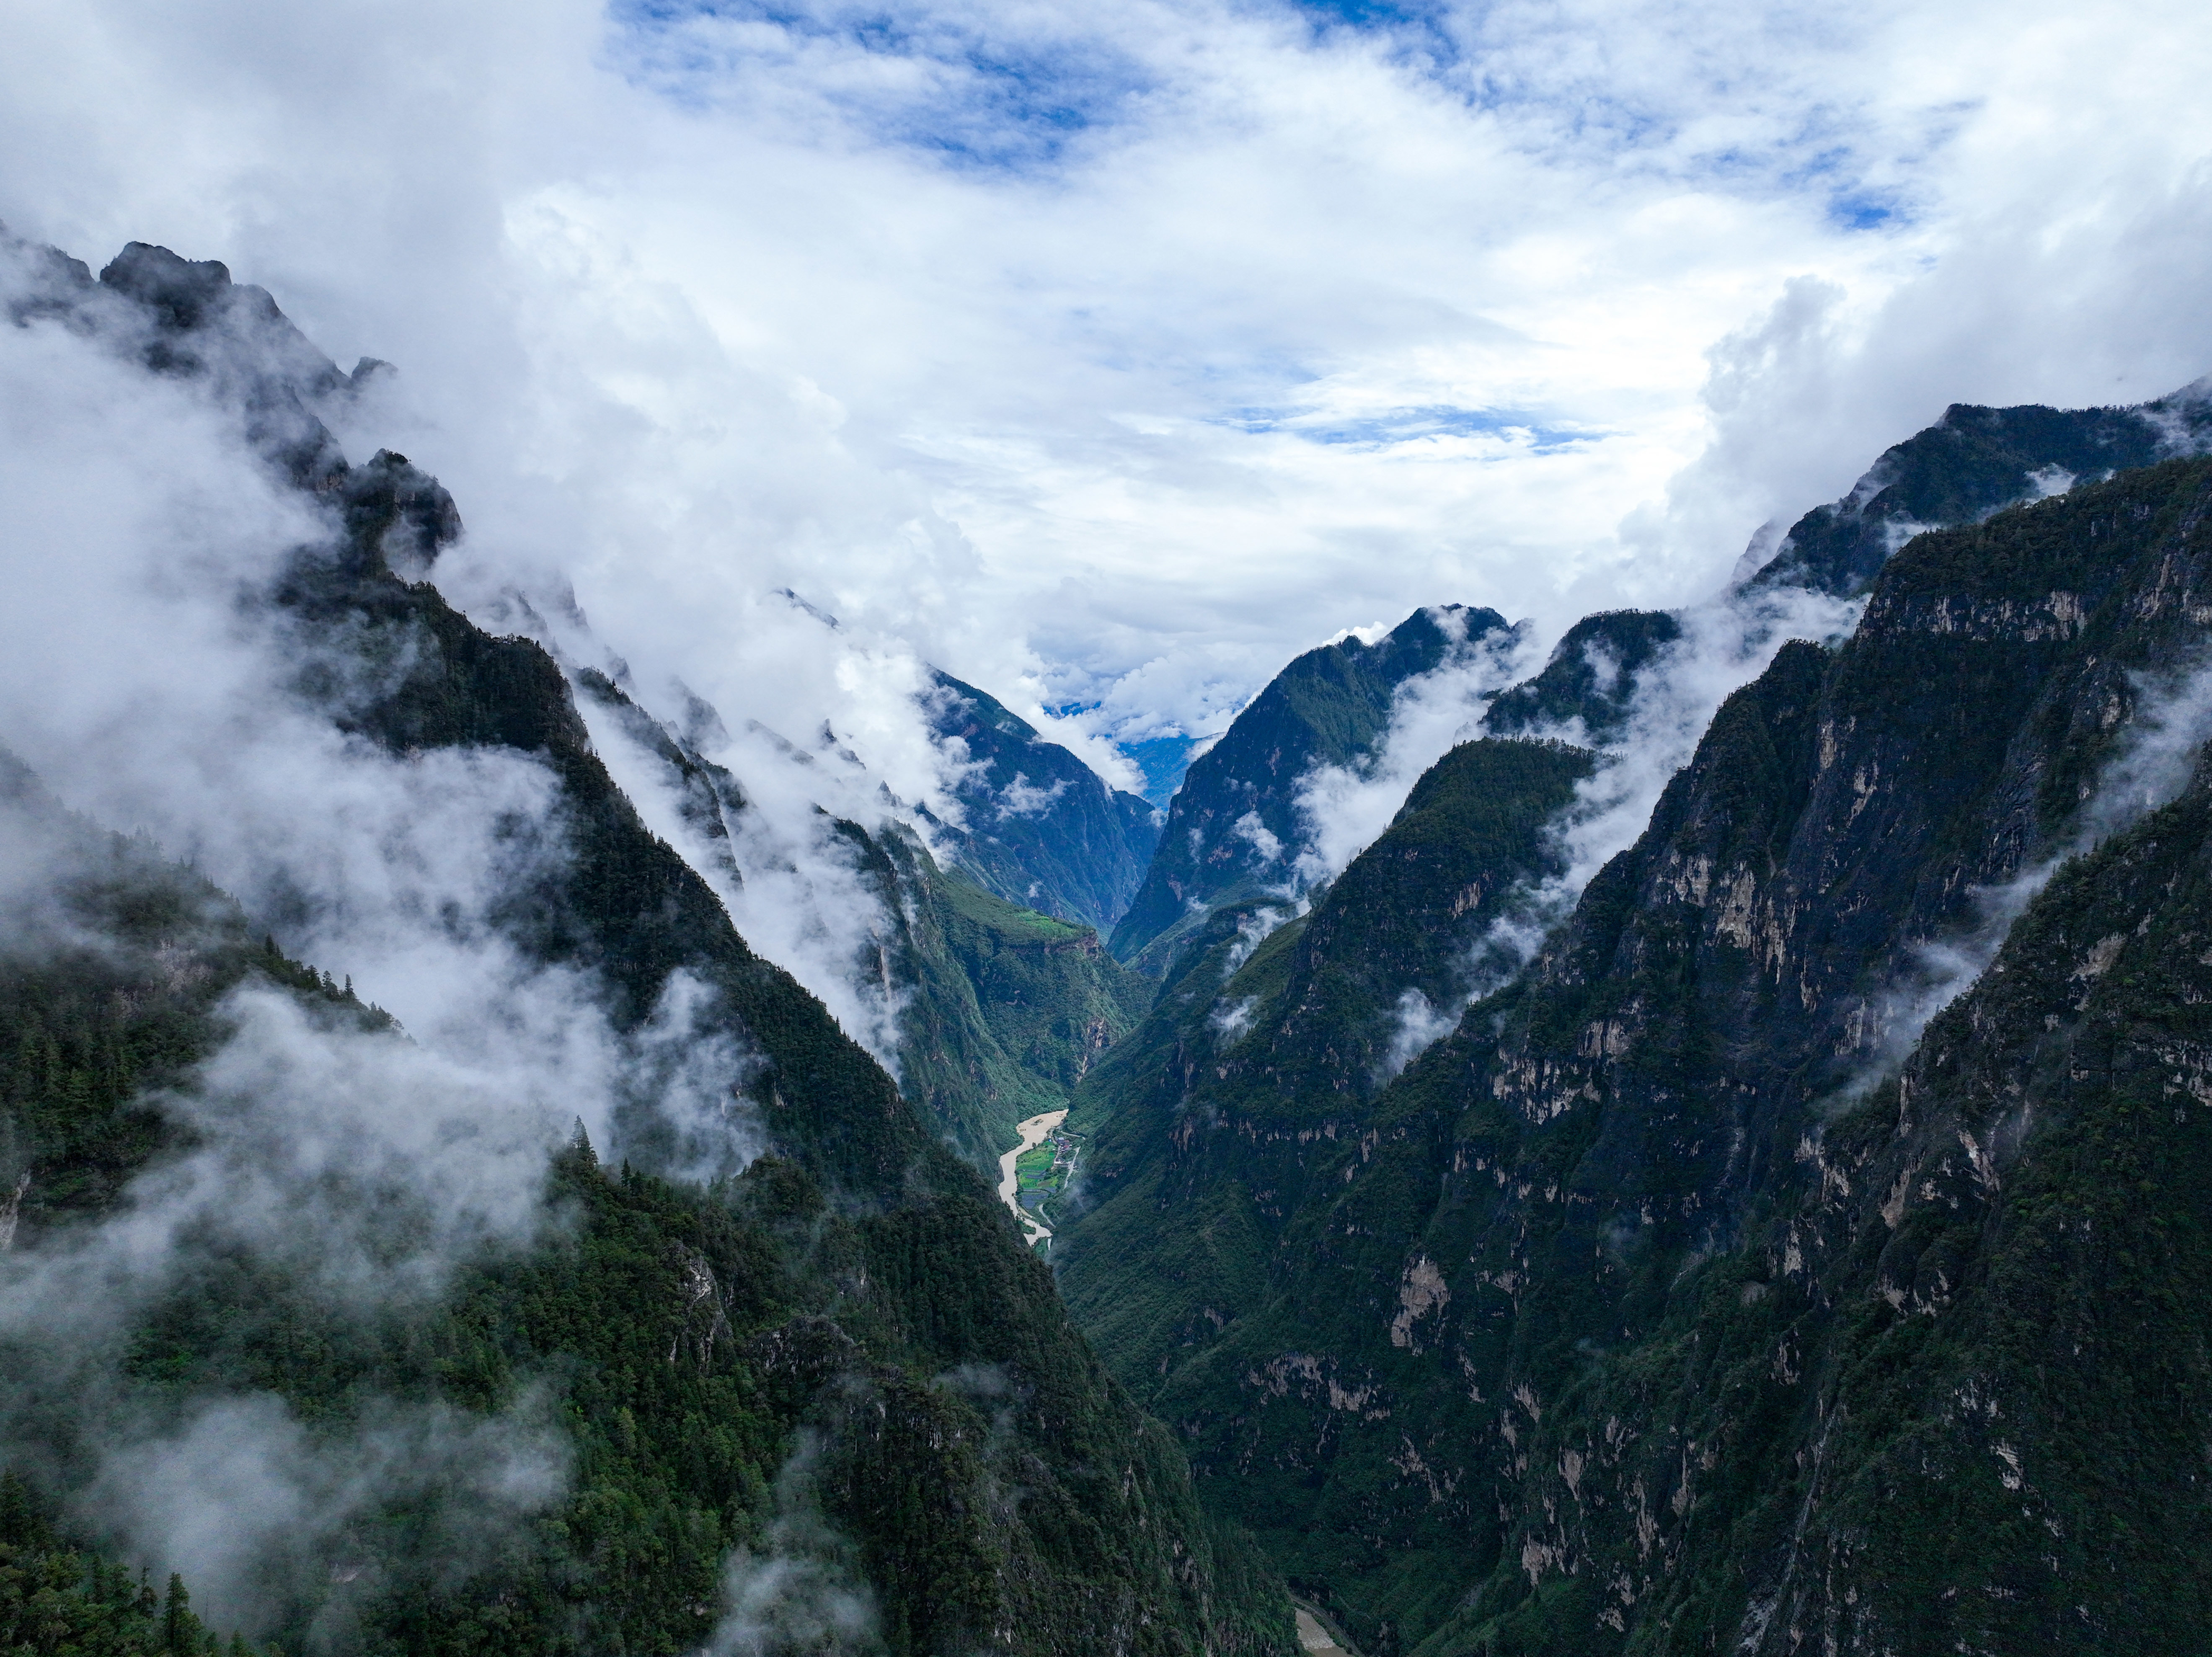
[3,228,2210,1657]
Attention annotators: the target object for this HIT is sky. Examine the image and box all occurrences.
[5,0,2212,788]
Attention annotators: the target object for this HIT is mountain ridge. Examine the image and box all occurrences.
[1109,605,1517,976]
[1058,451,2212,1653]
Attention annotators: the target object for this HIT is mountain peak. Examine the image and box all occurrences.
[98,240,238,331]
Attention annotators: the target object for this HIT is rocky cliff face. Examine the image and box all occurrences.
[1061,451,2212,1652]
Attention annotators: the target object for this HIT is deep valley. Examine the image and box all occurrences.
[4,228,2210,1657]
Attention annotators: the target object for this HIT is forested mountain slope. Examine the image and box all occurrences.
[1059,738,1594,1392]
[1745,392,2211,596]
[1055,392,2212,1511]
[0,234,1294,1657]
[1062,454,2212,1654]
[879,847,1151,1168]
[569,664,1151,1176]
[1108,606,1514,975]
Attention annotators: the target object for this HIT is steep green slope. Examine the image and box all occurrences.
[1728,762,2212,1651]
[1058,739,1594,1400]
[1072,457,2212,1654]
[1110,607,1513,973]
[0,237,1295,1657]
[866,831,1153,1170]
[571,664,1152,1176]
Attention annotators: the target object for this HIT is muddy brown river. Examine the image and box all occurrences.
[996,1108,1066,1246]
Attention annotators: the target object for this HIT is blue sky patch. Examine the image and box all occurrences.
[1041,699,1198,803]
[612,0,1153,171]
[1295,0,1436,25]
[1216,403,1595,451]
[1827,191,1899,231]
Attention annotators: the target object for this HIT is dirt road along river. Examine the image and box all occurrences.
[997,1109,1067,1246]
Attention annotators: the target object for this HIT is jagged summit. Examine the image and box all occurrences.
[101,242,266,336]
[5,230,385,489]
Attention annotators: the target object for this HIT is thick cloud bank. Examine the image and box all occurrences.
[4,0,2211,768]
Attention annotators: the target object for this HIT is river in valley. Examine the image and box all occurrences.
[997,1109,1067,1246]
[1294,1608,1352,1654]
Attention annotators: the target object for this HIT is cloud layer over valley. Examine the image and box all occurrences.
[3,6,2212,1648]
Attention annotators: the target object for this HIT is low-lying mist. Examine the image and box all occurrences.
[0,237,785,1636]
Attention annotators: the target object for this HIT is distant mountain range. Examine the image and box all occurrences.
[1106,605,1518,974]
[8,227,2212,1657]
[920,669,1162,935]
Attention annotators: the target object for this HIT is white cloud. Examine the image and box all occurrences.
[1230,810,1284,865]
[1290,615,1538,891]
[74,1391,567,1642]
[995,773,1072,818]
[1544,584,1867,897]
[1211,994,1259,1042]
[571,673,917,1071]
[2,0,2207,770]
[1220,901,1298,975]
[1380,987,1463,1081]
